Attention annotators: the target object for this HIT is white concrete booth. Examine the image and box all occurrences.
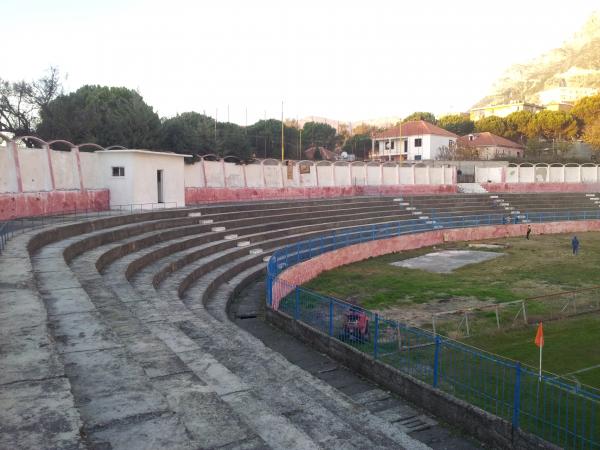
[96,149,188,208]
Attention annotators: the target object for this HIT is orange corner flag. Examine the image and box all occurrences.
[535,322,544,348]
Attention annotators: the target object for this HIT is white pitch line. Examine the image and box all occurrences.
[563,363,600,377]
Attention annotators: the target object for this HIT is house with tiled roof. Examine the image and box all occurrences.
[457,132,524,160]
[371,120,458,161]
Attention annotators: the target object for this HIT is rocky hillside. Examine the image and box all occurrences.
[474,11,600,107]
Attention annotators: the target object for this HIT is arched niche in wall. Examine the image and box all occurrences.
[48,139,76,152]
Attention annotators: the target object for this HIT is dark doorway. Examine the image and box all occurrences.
[157,170,164,203]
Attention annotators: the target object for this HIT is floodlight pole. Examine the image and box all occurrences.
[281,101,285,161]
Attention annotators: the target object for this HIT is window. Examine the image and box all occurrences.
[403,140,408,153]
[390,141,395,149]
[414,138,422,147]
[414,155,422,160]
[112,166,125,177]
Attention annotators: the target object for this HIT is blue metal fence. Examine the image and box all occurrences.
[266,211,600,449]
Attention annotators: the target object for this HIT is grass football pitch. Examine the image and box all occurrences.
[303,231,600,389]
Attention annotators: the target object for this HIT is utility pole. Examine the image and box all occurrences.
[281,101,285,161]
[299,129,303,160]
[215,108,218,153]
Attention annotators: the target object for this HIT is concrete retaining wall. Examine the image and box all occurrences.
[266,309,559,450]
[484,182,600,193]
[185,184,458,204]
[275,221,600,303]
[0,189,110,221]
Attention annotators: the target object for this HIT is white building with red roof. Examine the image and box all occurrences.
[457,132,524,160]
[371,120,458,161]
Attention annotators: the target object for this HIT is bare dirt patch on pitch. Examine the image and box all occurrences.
[390,250,504,273]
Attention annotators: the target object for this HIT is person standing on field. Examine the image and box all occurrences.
[526,225,532,240]
[572,236,580,255]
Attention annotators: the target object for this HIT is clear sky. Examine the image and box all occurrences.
[3,0,599,125]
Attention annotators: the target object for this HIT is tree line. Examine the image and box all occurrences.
[401,105,600,158]
[2,68,600,160]
[0,68,378,160]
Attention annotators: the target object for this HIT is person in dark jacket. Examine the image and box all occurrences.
[572,236,580,255]
[526,225,532,240]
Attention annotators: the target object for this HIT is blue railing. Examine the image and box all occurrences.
[266,210,600,449]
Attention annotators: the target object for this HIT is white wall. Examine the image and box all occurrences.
[244,163,263,188]
[478,164,600,184]
[131,152,186,206]
[93,150,186,207]
[99,152,136,206]
[79,152,103,189]
[263,163,283,188]
[475,167,504,183]
[0,146,18,192]
[204,160,225,188]
[184,161,205,188]
[19,147,52,192]
[334,163,351,186]
[316,163,334,187]
[373,134,456,161]
[224,162,245,188]
[51,150,80,190]
[350,163,366,185]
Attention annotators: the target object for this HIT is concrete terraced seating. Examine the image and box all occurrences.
[404,194,502,219]
[3,196,464,450]
[496,192,600,215]
[8,191,593,448]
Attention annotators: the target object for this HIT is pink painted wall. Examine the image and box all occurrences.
[273,220,600,308]
[485,182,600,193]
[0,189,109,220]
[185,184,457,204]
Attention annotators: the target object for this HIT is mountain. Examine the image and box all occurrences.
[474,11,600,108]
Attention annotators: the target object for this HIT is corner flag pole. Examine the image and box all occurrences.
[535,322,544,381]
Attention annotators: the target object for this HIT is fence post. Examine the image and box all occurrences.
[433,336,441,388]
[373,314,379,359]
[295,287,300,320]
[329,299,334,336]
[267,275,273,308]
[512,362,521,429]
